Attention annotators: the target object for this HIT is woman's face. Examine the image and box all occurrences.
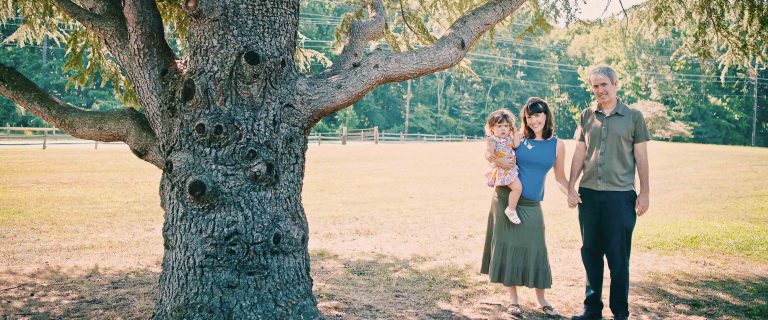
[525,112,547,134]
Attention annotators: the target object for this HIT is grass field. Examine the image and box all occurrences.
[1,141,766,319]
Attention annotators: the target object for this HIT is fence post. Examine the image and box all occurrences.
[52,126,57,136]
[463,135,467,142]
[374,127,379,144]
[95,141,99,149]
[342,126,347,145]
[43,131,48,150]
[5,123,9,135]
[317,133,321,145]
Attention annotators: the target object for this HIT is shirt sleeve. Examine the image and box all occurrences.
[633,110,652,144]
[576,109,587,142]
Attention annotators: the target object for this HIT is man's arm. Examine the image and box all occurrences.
[634,141,649,215]
[567,141,586,207]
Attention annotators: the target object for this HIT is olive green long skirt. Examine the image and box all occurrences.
[480,186,552,289]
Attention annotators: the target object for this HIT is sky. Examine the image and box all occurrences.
[575,0,648,20]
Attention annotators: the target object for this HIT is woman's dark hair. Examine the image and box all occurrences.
[521,97,554,140]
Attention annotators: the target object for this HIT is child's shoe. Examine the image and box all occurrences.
[504,207,521,224]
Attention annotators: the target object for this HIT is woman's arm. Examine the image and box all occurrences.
[553,139,570,196]
[485,138,516,168]
[485,138,497,162]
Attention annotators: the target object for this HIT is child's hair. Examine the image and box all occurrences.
[484,108,516,136]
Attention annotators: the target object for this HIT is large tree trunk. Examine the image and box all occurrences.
[153,1,318,318]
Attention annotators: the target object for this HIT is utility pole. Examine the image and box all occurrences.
[404,79,412,135]
[42,35,48,65]
[753,62,758,146]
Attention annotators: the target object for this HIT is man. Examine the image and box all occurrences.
[567,65,650,320]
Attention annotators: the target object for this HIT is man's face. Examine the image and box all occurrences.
[589,74,618,106]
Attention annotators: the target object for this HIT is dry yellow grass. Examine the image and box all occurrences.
[1,141,766,319]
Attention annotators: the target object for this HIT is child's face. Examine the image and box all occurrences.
[492,121,511,138]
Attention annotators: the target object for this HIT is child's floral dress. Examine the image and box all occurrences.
[486,136,519,187]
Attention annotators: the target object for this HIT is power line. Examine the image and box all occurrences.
[300,42,767,83]
[293,15,758,80]
[3,13,757,78]
[4,14,766,83]
[296,12,716,63]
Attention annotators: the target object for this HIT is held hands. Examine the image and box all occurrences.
[636,192,650,216]
[567,189,581,208]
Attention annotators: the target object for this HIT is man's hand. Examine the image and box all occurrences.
[567,189,581,208]
[636,192,649,216]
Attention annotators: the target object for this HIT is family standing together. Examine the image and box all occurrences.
[480,65,651,320]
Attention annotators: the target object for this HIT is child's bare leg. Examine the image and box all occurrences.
[508,179,523,210]
[504,179,523,224]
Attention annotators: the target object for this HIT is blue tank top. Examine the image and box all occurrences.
[516,137,558,201]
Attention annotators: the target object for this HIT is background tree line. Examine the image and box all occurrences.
[2,1,765,146]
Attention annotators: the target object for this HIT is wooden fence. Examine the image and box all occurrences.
[1,124,483,149]
[1,125,115,149]
[308,126,484,144]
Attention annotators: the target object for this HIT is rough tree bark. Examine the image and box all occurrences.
[0,0,525,318]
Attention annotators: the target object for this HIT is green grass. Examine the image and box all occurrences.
[630,142,768,262]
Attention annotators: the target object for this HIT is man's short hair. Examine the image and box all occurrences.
[588,65,619,85]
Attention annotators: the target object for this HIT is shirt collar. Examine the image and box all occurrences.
[591,99,627,116]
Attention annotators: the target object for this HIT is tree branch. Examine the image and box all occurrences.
[56,0,177,134]
[326,0,386,75]
[51,0,128,43]
[0,65,162,168]
[123,0,177,67]
[117,0,178,131]
[300,0,525,124]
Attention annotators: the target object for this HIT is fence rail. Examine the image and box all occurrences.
[4,125,64,135]
[308,127,483,144]
[2,125,483,149]
[1,124,119,149]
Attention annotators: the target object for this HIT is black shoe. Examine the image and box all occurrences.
[571,310,602,320]
[612,315,628,320]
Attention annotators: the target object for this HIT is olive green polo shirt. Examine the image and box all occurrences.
[576,100,651,191]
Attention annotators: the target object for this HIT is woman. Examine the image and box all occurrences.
[480,97,570,317]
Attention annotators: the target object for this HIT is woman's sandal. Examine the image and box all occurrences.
[507,303,523,315]
[541,305,561,317]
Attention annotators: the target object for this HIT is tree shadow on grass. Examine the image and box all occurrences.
[0,266,157,319]
[633,272,767,319]
[310,250,555,320]
[1,252,550,320]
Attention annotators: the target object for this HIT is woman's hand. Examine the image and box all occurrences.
[494,155,516,169]
[567,189,581,208]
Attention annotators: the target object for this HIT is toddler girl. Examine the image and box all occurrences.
[485,108,523,224]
